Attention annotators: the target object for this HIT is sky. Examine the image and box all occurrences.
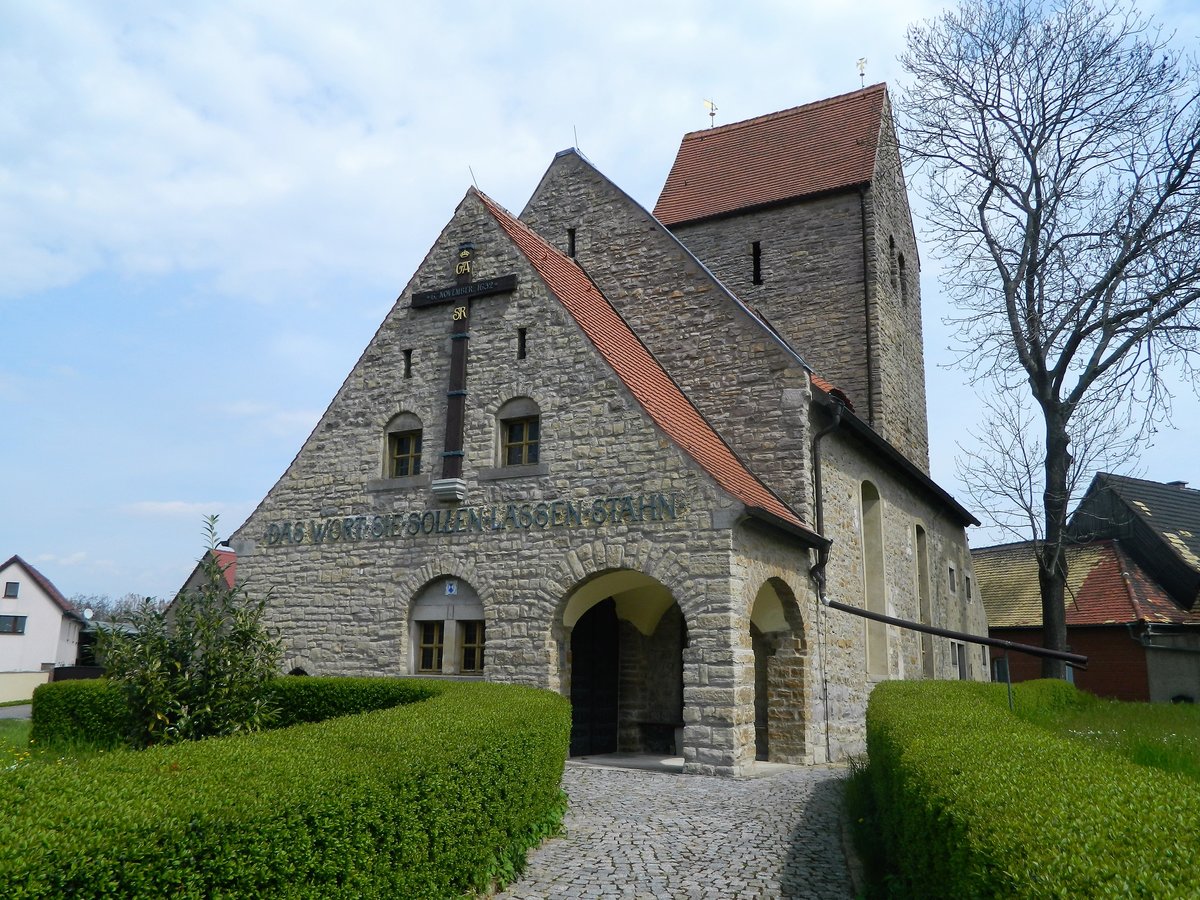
[3,1,1199,602]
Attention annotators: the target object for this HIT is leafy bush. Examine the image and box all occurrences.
[30,679,128,750]
[865,680,1200,897]
[1,680,570,899]
[98,517,282,746]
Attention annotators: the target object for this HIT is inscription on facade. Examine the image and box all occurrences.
[264,492,688,547]
[410,274,518,308]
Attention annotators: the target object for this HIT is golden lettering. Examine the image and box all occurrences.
[452,305,468,321]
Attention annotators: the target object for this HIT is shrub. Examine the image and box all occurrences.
[98,517,282,746]
[1,680,570,899]
[865,680,1200,897]
[30,679,128,750]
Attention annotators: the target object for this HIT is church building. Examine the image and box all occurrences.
[231,85,989,774]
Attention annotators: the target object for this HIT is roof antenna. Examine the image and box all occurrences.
[468,166,479,190]
[573,124,580,150]
[857,58,868,88]
[704,98,718,128]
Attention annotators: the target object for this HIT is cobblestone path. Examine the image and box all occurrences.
[498,762,854,899]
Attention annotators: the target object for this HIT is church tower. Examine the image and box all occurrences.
[654,85,930,472]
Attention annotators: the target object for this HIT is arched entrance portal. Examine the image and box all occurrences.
[562,570,686,758]
[750,578,807,764]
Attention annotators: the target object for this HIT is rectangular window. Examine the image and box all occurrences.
[503,416,540,466]
[403,348,413,379]
[0,615,27,634]
[751,240,763,285]
[389,430,422,477]
[418,621,444,673]
[992,656,1010,683]
[567,227,576,258]
[517,327,527,360]
[964,574,972,600]
[461,620,485,674]
[948,565,957,593]
[3,582,17,598]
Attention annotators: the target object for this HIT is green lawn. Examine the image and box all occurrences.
[1016,692,1200,781]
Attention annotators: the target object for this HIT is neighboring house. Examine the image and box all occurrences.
[0,555,84,701]
[974,475,1200,702]
[175,548,237,598]
[231,84,989,774]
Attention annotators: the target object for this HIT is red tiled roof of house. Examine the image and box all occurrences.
[0,554,83,620]
[653,84,887,226]
[212,549,237,589]
[474,189,819,543]
[974,539,1200,628]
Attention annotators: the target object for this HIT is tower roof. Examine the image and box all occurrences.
[653,84,887,226]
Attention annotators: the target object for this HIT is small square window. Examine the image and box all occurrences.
[502,416,540,466]
[388,430,422,478]
[0,615,27,634]
[3,582,17,598]
[461,621,485,674]
[418,621,444,673]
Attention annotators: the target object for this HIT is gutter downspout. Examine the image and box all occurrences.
[859,187,876,428]
[810,401,844,763]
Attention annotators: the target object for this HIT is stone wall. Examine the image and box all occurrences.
[813,406,987,758]
[521,152,815,522]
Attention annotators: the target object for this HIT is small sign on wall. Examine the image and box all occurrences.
[445,580,458,596]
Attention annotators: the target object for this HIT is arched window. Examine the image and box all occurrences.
[497,397,540,466]
[410,577,485,676]
[385,412,423,478]
[915,524,933,678]
[861,481,887,678]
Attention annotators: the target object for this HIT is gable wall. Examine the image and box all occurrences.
[0,565,77,672]
[520,154,814,522]
[230,193,814,773]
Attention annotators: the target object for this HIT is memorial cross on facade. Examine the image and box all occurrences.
[410,242,518,502]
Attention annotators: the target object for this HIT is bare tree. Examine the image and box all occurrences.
[899,0,1200,677]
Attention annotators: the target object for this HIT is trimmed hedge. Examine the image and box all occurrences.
[30,679,130,750]
[5,680,570,898]
[30,675,437,749]
[866,680,1200,897]
[269,675,436,726]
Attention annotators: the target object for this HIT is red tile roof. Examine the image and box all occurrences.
[654,84,887,226]
[474,189,819,543]
[974,540,1200,628]
[0,554,83,620]
[212,549,237,590]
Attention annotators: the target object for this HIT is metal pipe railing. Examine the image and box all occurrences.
[823,598,1089,668]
